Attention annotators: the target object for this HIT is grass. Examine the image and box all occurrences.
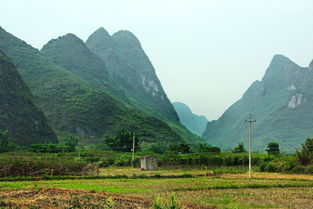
[1,168,313,208]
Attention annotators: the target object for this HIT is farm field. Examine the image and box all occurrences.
[0,168,313,208]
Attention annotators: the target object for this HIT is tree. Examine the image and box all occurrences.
[197,143,221,154]
[266,142,280,155]
[296,138,313,165]
[0,130,17,153]
[103,131,139,152]
[207,146,221,154]
[169,143,191,154]
[232,143,246,153]
[302,138,313,151]
[64,136,79,152]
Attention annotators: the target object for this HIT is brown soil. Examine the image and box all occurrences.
[0,188,214,209]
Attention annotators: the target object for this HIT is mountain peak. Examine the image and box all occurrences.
[42,33,86,51]
[92,27,110,38]
[63,33,79,39]
[309,59,313,71]
[112,30,142,49]
[270,54,292,65]
[86,27,113,50]
[262,54,300,82]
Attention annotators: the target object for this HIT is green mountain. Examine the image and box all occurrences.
[172,102,208,136]
[41,33,128,103]
[86,28,179,122]
[0,50,57,145]
[0,26,182,145]
[202,55,313,152]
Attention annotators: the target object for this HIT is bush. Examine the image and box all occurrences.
[232,143,246,153]
[152,194,181,209]
[0,156,99,177]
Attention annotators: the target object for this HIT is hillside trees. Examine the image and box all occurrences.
[0,130,17,153]
[297,138,313,165]
[103,131,138,152]
[232,143,246,153]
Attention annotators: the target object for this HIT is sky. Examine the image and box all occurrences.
[1,0,313,120]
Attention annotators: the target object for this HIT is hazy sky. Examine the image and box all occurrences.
[1,0,313,120]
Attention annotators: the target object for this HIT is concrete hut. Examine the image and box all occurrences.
[141,155,157,170]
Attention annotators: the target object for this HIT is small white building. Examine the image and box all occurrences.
[141,155,157,170]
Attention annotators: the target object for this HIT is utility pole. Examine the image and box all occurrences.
[131,133,135,168]
[245,113,256,179]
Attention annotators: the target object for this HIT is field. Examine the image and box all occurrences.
[0,168,313,208]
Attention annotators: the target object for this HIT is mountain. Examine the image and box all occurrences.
[172,102,208,136]
[0,50,57,145]
[202,54,313,152]
[41,33,128,103]
[0,26,183,145]
[85,28,179,122]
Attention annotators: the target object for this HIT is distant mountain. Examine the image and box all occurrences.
[202,55,313,152]
[0,26,182,145]
[0,50,57,145]
[172,102,208,136]
[86,28,179,122]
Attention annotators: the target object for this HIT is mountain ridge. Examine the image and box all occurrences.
[0,26,184,145]
[86,27,179,123]
[172,102,208,136]
[202,54,313,152]
[0,50,57,145]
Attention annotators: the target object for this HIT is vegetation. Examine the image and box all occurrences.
[1,170,313,208]
[260,138,313,174]
[266,142,280,155]
[0,130,17,153]
[0,26,187,147]
[202,54,313,152]
[0,156,98,177]
[103,131,138,152]
[296,138,313,165]
[152,194,181,209]
[232,143,246,153]
[0,50,57,145]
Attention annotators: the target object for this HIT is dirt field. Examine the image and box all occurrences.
[0,188,213,209]
[1,169,313,208]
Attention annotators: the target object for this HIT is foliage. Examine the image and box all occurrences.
[30,143,75,153]
[0,155,98,177]
[152,194,181,209]
[301,138,313,151]
[143,142,169,154]
[207,146,221,154]
[0,130,18,153]
[266,142,280,155]
[103,131,139,152]
[63,136,79,152]
[0,26,189,148]
[296,138,313,165]
[0,51,57,146]
[232,143,246,153]
[169,143,191,154]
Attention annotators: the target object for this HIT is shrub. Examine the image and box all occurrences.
[152,194,181,209]
[0,156,99,177]
[232,143,246,153]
